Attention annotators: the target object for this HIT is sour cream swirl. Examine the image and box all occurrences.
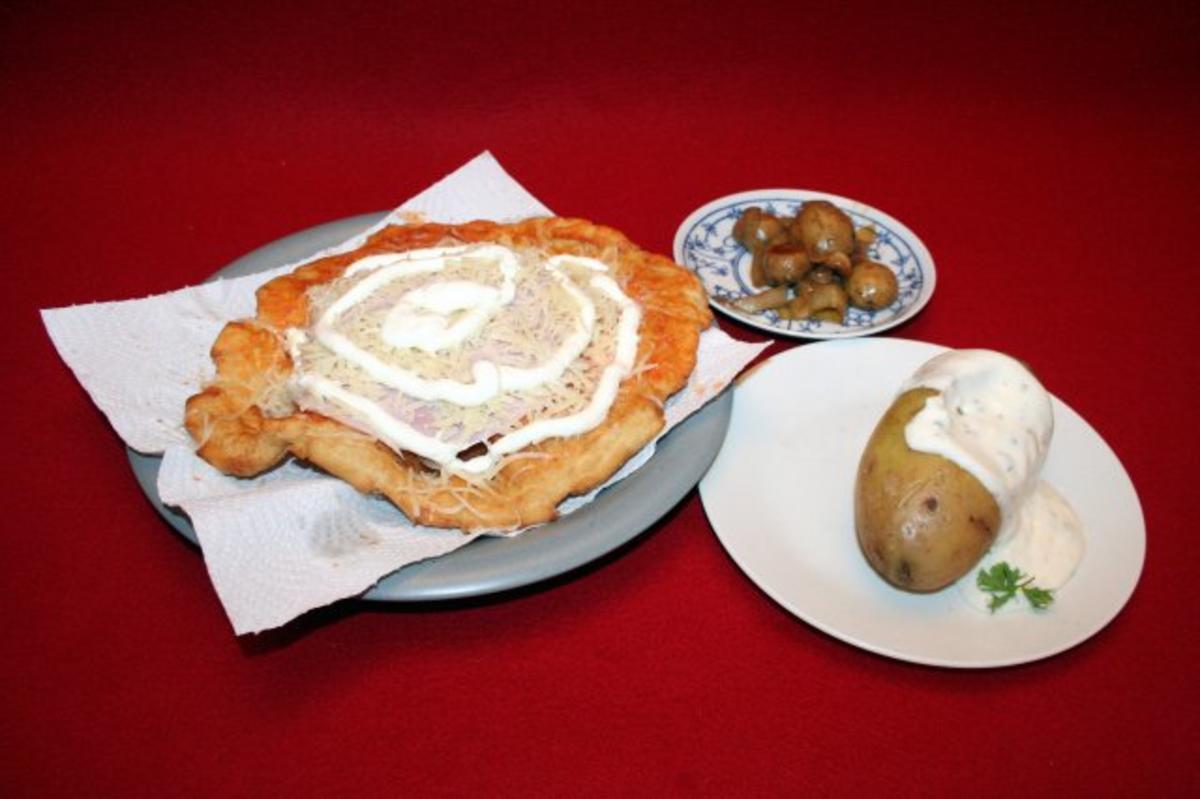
[285,243,642,477]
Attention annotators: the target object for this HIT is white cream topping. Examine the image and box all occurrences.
[312,244,519,405]
[461,272,643,474]
[382,280,505,353]
[496,261,596,392]
[990,482,1085,589]
[903,349,1052,515]
[901,350,1085,607]
[285,243,642,477]
[288,363,462,466]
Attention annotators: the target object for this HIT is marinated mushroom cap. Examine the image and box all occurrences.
[792,200,855,263]
[732,207,787,251]
[762,243,811,285]
[847,261,899,310]
[733,207,789,288]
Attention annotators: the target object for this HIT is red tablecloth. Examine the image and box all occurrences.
[5,1,1197,795]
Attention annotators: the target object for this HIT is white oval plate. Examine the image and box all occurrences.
[700,339,1145,668]
[674,189,935,339]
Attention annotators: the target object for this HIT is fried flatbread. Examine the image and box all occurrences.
[185,217,712,531]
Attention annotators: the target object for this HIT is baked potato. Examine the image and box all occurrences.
[854,387,1001,592]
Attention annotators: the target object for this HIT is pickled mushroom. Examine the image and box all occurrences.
[727,201,900,326]
[847,260,899,310]
[776,280,816,320]
[806,265,837,285]
[732,206,786,250]
[808,281,848,322]
[824,251,853,279]
[762,243,810,286]
[792,200,855,263]
[728,285,790,313]
[733,207,788,288]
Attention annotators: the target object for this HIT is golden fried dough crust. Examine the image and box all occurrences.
[185,217,712,531]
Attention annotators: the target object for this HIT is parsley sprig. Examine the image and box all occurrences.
[976,562,1055,612]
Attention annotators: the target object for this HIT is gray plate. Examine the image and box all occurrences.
[127,212,733,602]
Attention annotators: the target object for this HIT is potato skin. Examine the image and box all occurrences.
[855,388,1001,592]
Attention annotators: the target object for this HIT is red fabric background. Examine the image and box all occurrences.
[4,1,1198,795]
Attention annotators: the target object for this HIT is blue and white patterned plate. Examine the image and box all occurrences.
[673,189,936,339]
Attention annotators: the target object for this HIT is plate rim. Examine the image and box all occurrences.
[673,188,937,340]
[699,337,1146,668]
[127,212,734,602]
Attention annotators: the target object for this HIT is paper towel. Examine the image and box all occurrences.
[43,152,769,634]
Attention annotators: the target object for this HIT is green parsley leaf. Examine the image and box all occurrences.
[976,561,1055,613]
[1021,584,1055,610]
[977,562,1021,611]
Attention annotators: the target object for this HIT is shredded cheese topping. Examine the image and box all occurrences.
[285,243,642,478]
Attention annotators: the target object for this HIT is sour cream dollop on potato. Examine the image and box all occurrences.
[902,350,1085,607]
